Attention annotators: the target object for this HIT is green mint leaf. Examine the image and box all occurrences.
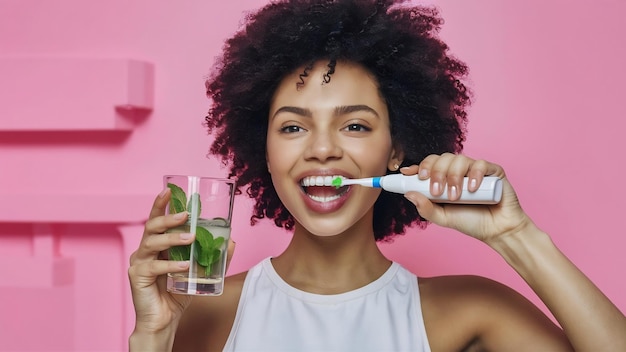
[195,244,211,267]
[195,226,214,249]
[194,226,214,268]
[187,192,202,218]
[209,248,221,265]
[167,183,187,213]
[169,245,190,261]
[169,197,186,214]
[192,226,227,275]
[212,236,225,250]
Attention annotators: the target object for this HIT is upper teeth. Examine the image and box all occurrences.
[300,175,344,187]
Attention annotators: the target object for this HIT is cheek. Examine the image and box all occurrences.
[266,136,299,173]
[346,139,393,173]
[265,135,281,167]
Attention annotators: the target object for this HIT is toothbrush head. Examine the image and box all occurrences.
[331,176,344,189]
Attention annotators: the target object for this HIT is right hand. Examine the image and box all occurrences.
[128,188,235,334]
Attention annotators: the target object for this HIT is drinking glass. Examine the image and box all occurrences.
[163,175,235,295]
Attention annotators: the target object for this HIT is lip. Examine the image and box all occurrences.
[296,168,354,214]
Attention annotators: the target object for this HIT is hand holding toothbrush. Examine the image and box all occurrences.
[400,153,534,245]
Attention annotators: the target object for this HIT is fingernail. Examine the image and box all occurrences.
[469,178,477,189]
[158,188,169,198]
[432,182,440,194]
[177,261,189,268]
[180,233,193,240]
[173,212,187,220]
[450,185,458,199]
[419,169,429,178]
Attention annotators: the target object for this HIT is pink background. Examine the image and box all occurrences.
[1,1,624,350]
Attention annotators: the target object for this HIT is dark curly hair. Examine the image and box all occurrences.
[205,0,470,241]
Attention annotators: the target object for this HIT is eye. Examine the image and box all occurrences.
[280,125,305,133]
[343,123,371,132]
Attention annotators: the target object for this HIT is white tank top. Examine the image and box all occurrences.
[223,257,431,352]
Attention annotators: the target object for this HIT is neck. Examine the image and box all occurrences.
[271,223,391,294]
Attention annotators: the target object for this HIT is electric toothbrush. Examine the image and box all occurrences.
[331,174,502,204]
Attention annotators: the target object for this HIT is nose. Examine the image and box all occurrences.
[303,130,343,163]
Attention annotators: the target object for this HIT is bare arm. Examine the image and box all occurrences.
[488,223,626,351]
[128,189,238,352]
[403,154,626,351]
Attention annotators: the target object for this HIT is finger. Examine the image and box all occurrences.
[416,154,439,180]
[466,159,490,192]
[128,259,190,287]
[404,191,447,226]
[467,159,505,192]
[445,156,473,201]
[485,161,505,178]
[148,188,171,220]
[399,165,419,176]
[132,231,195,263]
[425,153,456,196]
[144,211,189,237]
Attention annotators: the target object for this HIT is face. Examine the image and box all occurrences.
[266,60,401,237]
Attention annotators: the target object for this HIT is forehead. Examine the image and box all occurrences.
[270,60,387,113]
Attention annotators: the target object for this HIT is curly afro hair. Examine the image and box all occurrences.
[205,0,470,241]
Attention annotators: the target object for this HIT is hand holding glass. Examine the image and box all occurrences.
[164,175,235,296]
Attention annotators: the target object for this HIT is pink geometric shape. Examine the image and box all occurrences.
[0,57,154,131]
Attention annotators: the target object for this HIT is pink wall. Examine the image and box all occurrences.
[1,1,624,350]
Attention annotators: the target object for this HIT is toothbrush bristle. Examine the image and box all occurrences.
[331,177,343,188]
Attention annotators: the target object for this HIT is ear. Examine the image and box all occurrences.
[387,145,404,172]
[266,152,271,174]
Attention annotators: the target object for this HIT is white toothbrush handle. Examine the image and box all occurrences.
[379,174,502,204]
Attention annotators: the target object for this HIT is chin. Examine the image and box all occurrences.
[294,214,366,239]
[299,225,346,238]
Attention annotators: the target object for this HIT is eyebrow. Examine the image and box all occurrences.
[271,104,380,120]
[334,105,380,118]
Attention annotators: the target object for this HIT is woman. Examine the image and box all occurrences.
[128,1,626,351]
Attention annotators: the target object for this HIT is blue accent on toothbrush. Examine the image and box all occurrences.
[372,177,382,188]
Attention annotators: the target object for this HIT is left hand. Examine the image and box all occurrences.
[402,153,533,243]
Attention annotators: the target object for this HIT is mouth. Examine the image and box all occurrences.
[300,175,350,203]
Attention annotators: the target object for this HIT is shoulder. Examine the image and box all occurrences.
[419,274,517,308]
[173,271,248,351]
[419,275,525,327]
[418,275,571,351]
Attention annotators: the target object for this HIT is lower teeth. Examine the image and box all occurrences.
[306,187,348,203]
[308,193,342,203]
